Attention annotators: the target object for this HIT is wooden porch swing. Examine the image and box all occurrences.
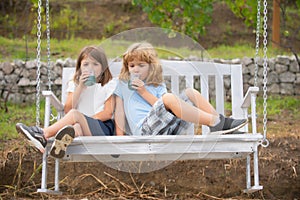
[34,0,270,195]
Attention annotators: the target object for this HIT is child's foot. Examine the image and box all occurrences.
[50,126,75,159]
[209,114,248,135]
[16,123,47,153]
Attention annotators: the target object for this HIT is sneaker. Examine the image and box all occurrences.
[209,114,248,135]
[49,126,75,159]
[16,123,47,153]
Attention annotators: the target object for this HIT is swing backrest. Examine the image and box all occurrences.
[61,60,245,135]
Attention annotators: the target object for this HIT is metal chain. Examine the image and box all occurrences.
[46,0,52,91]
[261,0,269,147]
[36,0,42,127]
[254,0,261,87]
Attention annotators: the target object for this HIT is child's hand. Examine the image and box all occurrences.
[79,70,90,87]
[131,79,146,93]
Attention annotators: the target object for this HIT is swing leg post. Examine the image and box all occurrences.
[37,150,48,193]
[243,145,263,193]
[253,146,262,189]
[54,158,61,193]
[37,149,62,194]
[246,155,251,189]
[37,96,62,194]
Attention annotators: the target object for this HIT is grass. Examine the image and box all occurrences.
[256,95,300,116]
[207,43,292,59]
[1,95,299,139]
[0,101,45,140]
[0,36,296,62]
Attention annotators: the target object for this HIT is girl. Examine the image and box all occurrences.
[16,46,117,158]
[114,42,247,136]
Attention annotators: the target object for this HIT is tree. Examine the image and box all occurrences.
[132,0,213,40]
[272,0,280,48]
[223,0,258,28]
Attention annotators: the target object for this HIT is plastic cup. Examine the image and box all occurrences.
[84,69,96,86]
[128,73,140,90]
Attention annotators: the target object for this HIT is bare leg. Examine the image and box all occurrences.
[73,123,84,136]
[162,93,217,126]
[184,88,218,116]
[43,109,92,139]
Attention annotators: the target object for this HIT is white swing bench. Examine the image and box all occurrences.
[40,60,263,194]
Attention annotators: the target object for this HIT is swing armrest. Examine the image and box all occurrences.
[241,87,259,108]
[42,90,64,112]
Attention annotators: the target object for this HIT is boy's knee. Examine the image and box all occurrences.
[162,93,176,107]
[184,88,195,96]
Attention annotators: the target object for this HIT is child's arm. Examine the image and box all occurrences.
[92,95,115,121]
[64,84,85,113]
[138,89,158,106]
[67,70,89,111]
[114,96,125,136]
[132,80,158,106]
[71,84,85,109]
[64,92,73,113]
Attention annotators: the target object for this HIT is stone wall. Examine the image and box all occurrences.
[0,55,299,103]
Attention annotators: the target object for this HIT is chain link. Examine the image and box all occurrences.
[36,0,42,127]
[262,0,269,147]
[254,0,261,87]
[46,0,52,91]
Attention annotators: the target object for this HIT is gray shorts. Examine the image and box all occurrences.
[141,92,192,135]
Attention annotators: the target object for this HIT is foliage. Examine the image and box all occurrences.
[132,0,213,40]
[223,0,300,31]
[52,5,85,40]
[223,0,258,28]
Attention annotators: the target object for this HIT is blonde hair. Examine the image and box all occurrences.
[74,46,112,85]
[119,42,163,87]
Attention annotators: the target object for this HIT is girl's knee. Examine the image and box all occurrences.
[68,109,80,115]
[67,109,82,120]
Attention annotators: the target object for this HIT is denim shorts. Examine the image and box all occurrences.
[84,116,115,136]
[141,92,192,135]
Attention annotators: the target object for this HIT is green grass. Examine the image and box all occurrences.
[0,101,45,140]
[0,36,296,62]
[222,95,300,117]
[207,43,292,59]
[0,36,104,62]
[1,95,299,139]
[256,95,300,116]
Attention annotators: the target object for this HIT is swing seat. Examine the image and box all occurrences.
[62,134,263,161]
[40,60,263,194]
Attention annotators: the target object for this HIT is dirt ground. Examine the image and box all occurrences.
[0,112,299,200]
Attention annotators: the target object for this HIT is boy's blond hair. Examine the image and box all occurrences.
[119,42,164,87]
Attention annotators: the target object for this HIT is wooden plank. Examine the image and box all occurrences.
[215,75,225,115]
[63,152,252,162]
[230,64,244,118]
